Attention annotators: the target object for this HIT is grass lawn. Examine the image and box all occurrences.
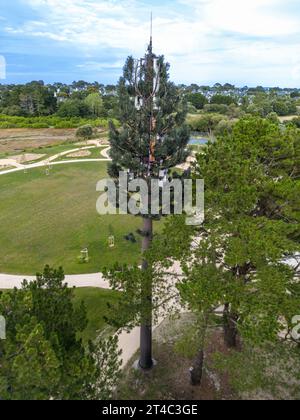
[0,161,158,275]
[73,287,120,344]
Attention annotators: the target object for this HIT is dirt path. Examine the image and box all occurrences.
[0,272,110,289]
[100,146,111,159]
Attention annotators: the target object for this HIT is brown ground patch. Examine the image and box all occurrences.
[278,115,299,122]
[115,317,237,401]
[0,128,108,156]
[0,128,77,155]
[9,153,46,163]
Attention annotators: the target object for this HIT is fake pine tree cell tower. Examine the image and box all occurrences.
[108,14,190,370]
[133,17,167,184]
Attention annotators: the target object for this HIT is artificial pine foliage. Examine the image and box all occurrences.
[108,49,190,192]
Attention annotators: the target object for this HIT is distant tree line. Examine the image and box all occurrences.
[185,91,297,116]
[1,80,299,120]
[0,80,119,119]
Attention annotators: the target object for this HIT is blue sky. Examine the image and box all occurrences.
[0,0,300,87]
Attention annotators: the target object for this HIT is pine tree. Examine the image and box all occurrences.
[108,39,190,370]
[153,116,300,385]
[0,266,122,400]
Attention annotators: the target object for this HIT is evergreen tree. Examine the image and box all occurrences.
[0,266,121,400]
[107,40,190,370]
[153,117,300,385]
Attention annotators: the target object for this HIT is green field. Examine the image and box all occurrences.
[73,287,120,344]
[0,161,155,275]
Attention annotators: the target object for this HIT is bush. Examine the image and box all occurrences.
[54,121,75,129]
[210,94,237,106]
[290,117,300,128]
[188,113,225,133]
[76,124,94,140]
[0,122,16,128]
[1,105,24,116]
[214,119,234,136]
[31,123,49,129]
[204,103,228,114]
[0,114,112,130]
[266,112,279,124]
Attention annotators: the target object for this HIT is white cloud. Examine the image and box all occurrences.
[11,1,300,50]
[192,0,299,37]
[4,0,300,85]
[21,0,148,50]
[0,55,6,79]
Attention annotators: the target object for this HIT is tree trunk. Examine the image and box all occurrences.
[190,350,204,386]
[190,314,209,386]
[139,217,153,370]
[223,304,239,348]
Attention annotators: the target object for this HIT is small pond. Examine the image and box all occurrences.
[188,137,209,145]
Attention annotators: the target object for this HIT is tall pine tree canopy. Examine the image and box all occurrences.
[108,50,190,181]
[155,116,300,344]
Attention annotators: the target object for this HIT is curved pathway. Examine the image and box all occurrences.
[100,146,111,160]
[0,144,112,176]
[0,272,110,290]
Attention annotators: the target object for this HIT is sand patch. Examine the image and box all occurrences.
[66,150,92,158]
[176,155,196,171]
[9,153,46,163]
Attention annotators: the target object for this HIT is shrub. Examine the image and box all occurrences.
[31,123,49,129]
[0,114,112,130]
[290,116,300,128]
[188,113,225,133]
[210,94,237,106]
[76,124,94,140]
[204,103,228,114]
[214,119,234,136]
[266,112,280,124]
